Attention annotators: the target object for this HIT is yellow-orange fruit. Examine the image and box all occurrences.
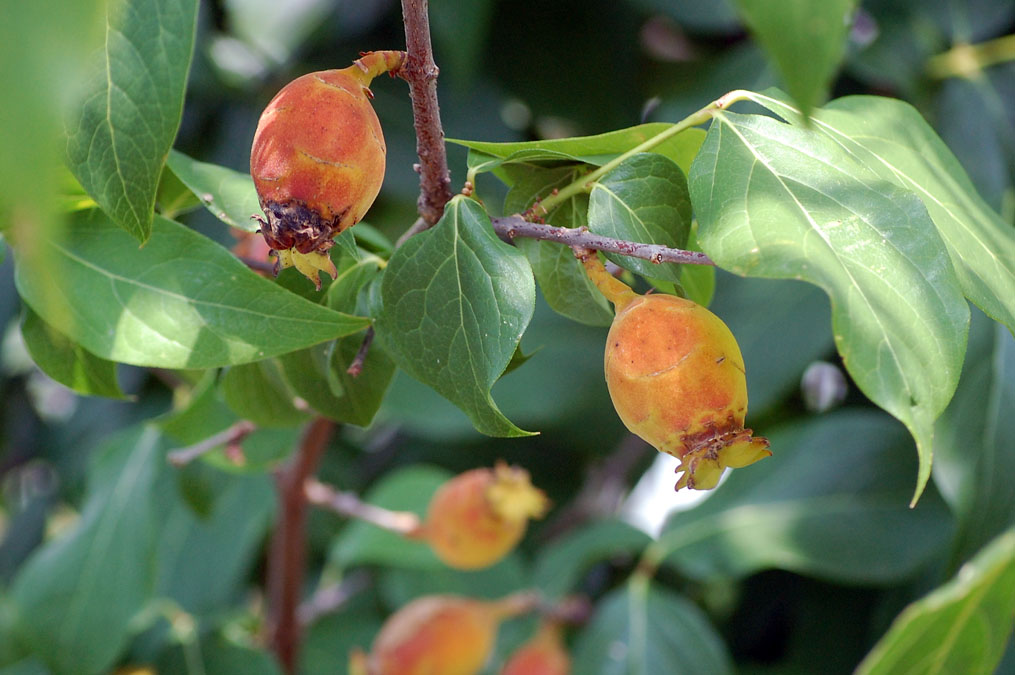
[363,595,501,675]
[501,622,571,675]
[249,50,404,288]
[605,293,770,490]
[422,462,549,570]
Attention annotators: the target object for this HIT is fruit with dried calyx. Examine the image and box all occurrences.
[501,621,571,675]
[350,593,536,675]
[249,50,405,289]
[579,252,770,490]
[419,462,549,570]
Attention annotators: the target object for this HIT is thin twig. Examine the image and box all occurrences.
[167,420,257,467]
[346,327,375,377]
[398,0,454,226]
[493,215,715,266]
[297,570,372,628]
[304,477,423,536]
[266,417,336,674]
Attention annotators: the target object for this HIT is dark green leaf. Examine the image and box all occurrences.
[652,410,953,584]
[588,153,692,283]
[158,371,238,446]
[857,529,1015,675]
[933,310,1015,565]
[20,307,126,399]
[732,0,856,117]
[572,580,734,675]
[155,633,282,675]
[65,0,198,242]
[454,125,706,176]
[378,556,528,606]
[329,465,451,570]
[11,426,164,675]
[377,196,535,437]
[689,108,969,503]
[14,210,370,368]
[219,360,311,428]
[166,150,262,231]
[533,519,651,597]
[748,90,1015,334]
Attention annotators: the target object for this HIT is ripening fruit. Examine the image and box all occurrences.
[421,462,549,570]
[250,50,405,288]
[501,622,571,675]
[604,291,770,490]
[354,594,532,675]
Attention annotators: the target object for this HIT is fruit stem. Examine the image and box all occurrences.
[304,477,424,536]
[537,90,751,215]
[574,247,639,312]
[489,590,542,621]
[352,50,408,83]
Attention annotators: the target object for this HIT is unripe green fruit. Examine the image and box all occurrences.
[249,50,404,288]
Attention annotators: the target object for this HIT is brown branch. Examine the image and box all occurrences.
[304,477,423,536]
[167,420,257,467]
[346,327,375,377]
[266,417,336,674]
[493,215,715,266]
[398,0,453,226]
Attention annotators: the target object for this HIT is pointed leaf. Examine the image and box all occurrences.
[65,0,198,241]
[588,153,692,284]
[731,0,855,117]
[377,196,535,437]
[14,210,369,368]
[166,150,262,231]
[747,90,1015,334]
[20,307,126,399]
[857,529,1015,675]
[11,426,163,675]
[688,108,969,503]
[572,580,733,675]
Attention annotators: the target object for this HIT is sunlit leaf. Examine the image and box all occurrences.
[166,149,261,231]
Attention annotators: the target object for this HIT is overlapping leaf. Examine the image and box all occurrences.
[65,0,198,242]
[14,210,369,368]
[166,150,261,231]
[377,196,535,437]
[689,107,969,503]
[747,90,1015,334]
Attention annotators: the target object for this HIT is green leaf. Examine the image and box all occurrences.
[166,150,261,231]
[329,465,451,570]
[857,529,1015,675]
[155,473,274,616]
[732,0,856,118]
[19,307,126,399]
[533,519,651,598]
[158,370,238,446]
[219,360,311,428]
[155,633,283,675]
[454,124,706,176]
[65,0,198,242]
[154,163,201,220]
[377,196,536,438]
[572,580,734,675]
[688,108,969,504]
[503,165,613,326]
[933,310,1015,565]
[651,410,954,584]
[14,210,369,369]
[588,153,692,283]
[11,426,163,675]
[747,90,1015,334]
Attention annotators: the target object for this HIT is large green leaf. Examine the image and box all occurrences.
[65,0,198,242]
[688,108,969,503]
[650,410,953,584]
[857,529,1015,675]
[588,153,692,283]
[746,90,1015,335]
[454,124,705,177]
[13,210,369,369]
[19,307,126,399]
[165,150,261,231]
[933,310,1015,566]
[572,579,734,675]
[377,196,535,437]
[11,426,163,675]
[732,0,855,118]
